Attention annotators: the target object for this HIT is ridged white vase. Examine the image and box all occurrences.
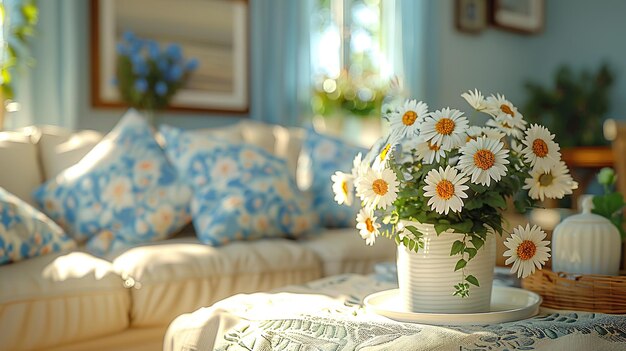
[552,197,621,275]
[397,221,496,313]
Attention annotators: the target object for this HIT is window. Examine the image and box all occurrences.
[310,0,396,119]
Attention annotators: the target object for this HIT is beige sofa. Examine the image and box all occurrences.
[0,121,396,351]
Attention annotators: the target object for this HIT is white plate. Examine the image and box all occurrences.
[364,286,541,325]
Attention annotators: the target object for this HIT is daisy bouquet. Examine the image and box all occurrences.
[332,89,579,297]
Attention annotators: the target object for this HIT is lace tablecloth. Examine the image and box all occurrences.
[164,274,626,351]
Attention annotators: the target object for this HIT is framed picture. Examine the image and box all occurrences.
[90,0,249,113]
[490,0,544,34]
[455,0,488,34]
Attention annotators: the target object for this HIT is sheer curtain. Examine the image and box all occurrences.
[5,0,81,129]
[394,0,429,102]
[250,0,313,127]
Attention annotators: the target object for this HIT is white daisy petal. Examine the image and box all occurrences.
[331,171,354,206]
[503,224,551,278]
[420,108,469,149]
[522,124,561,172]
[461,89,486,111]
[523,160,578,201]
[457,136,510,187]
[423,166,469,214]
[355,168,399,210]
[355,207,381,245]
[388,99,429,139]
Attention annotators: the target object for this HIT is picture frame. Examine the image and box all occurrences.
[455,0,488,34]
[90,0,249,114]
[490,0,544,34]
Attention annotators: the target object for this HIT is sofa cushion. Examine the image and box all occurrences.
[302,228,397,276]
[0,251,131,351]
[111,237,322,327]
[0,130,43,205]
[161,125,318,245]
[301,129,367,228]
[0,187,75,265]
[33,110,192,256]
[240,120,276,154]
[274,125,305,181]
[37,126,104,180]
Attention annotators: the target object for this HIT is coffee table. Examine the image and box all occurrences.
[164,274,626,351]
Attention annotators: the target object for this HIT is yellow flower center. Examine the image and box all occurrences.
[500,104,515,117]
[428,141,440,151]
[517,240,537,260]
[372,179,389,196]
[365,218,375,232]
[532,139,549,158]
[402,111,418,126]
[436,180,455,200]
[473,149,496,170]
[341,180,349,196]
[539,172,554,187]
[380,143,391,161]
[435,118,455,136]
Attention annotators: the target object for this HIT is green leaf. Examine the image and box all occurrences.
[484,193,507,209]
[470,236,484,250]
[450,240,465,256]
[451,220,473,233]
[434,223,449,235]
[464,198,483,210]
[405,225,423,237]
[464,247,478,259]
[466,275,480,287]
[454,259,467,271]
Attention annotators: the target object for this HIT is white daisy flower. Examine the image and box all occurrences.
[486,113,527,139]
[372,142,397,171]
[523,161,578,201]
[388,99,429,139]
[331,171,355,206]
[485,93,523,122]
[521,124,561,172]
[351,152,367,178]
[457,136,510,187]
[503,224,551,278]
[466,126,505,143]
[415,138,450,164]
[461,89,487,111]
[420,108,469,149]
[356,168,399,210]
[481,127,506,141]
[423,166,470,214]
[356,208,380,246]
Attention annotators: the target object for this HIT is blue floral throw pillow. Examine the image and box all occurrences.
[0,187,75,265]
[303,129,367,227]
[160,125,318,245]
[33,110,191,256]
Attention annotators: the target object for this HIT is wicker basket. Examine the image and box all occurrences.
[522,269,626,314]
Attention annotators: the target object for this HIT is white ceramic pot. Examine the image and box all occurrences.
[397,221,496,313]
[552,197,621,276]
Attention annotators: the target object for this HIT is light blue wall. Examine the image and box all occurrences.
[430,0,626,123]
[14,0,626,132]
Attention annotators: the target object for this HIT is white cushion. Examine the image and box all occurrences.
[196,123,243,141]
[111,237,322,327]
[274,125,305,180]
[0,251,131,351]
[0,131,43,205]
[37,126,104,180]
[302,229,397,276]
[240,120,276,154]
